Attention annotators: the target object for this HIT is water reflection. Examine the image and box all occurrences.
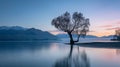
[1,41,120,67]
[54,45,90,67]
[116,49,120,55]
[0,42,59,67]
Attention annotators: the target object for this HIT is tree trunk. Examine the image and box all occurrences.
[67,32,74,44]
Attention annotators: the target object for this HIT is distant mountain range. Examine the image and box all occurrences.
[56,34,114,38]
[100,35,114,38]
[0,26,114,41]
[0,26,57,41]
[0,26,27,30]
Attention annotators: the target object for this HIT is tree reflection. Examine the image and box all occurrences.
[54,45,90,67]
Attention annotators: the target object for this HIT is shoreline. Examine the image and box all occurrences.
[75,42,120,49]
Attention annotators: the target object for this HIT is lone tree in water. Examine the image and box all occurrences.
[51,12,90,44]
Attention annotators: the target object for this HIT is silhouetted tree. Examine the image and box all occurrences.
[51,12,90,44]
[113,28,120,40]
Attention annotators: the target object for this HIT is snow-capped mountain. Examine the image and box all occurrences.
[0,26,27,30]
[0,26,57,41]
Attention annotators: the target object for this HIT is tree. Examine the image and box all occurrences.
[114,28,120,40]
[51,12,90,44]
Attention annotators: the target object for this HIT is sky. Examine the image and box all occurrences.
[0,0,120,36]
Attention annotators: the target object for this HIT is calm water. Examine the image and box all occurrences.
[0,39,120,67]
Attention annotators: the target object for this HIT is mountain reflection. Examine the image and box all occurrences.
[54,45,90,67]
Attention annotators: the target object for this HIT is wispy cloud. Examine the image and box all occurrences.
[48,30,60,32]
[89,30,96,32]
[48,30,66,35]
[116,21,120,24]
[106,27,120,30]
[99,25,112,28]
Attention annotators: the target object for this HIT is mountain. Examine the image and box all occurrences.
[100,35,114,38]
[56,34,98,38]
[0,26,57,41]
[0,26,27,30]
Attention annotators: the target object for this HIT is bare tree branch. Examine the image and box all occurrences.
[51,11,90,44]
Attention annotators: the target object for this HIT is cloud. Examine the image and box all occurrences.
[48,30,60,32]
[116,21,120,24]
[48,30,66,35]
[89,30,96,32]
[99,25,112,28]
[106,27,120,30]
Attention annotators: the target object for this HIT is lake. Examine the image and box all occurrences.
[0,38,120,67]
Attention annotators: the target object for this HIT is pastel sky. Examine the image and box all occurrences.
[0,0,120,36]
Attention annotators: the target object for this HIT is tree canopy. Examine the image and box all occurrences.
[52,12,90,44]
[114,28,120,40]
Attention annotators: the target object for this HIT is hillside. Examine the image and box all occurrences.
[0,26,57,41]
[56,34,98,38]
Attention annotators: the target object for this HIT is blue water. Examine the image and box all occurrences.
[0,38,120,67]
[61,38,119,43]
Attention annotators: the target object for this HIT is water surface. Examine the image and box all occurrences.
[0,39,120,67]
